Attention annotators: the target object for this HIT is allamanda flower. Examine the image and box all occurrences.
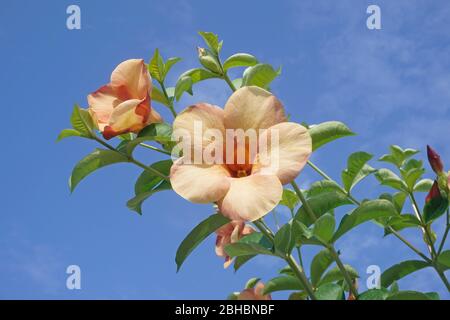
[170,86,312,221]
[88,59,162,139]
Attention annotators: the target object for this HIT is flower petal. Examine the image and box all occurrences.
[256,122,312,184]
[173,103,225,154]
[110,59,151,99]
[170,158,231,203]
[219,174,282,221]
[88,85,120,130]
[224,86,286,131]
[103,99,149,139]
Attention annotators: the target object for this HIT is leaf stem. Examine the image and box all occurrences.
[291,180,358,297]
[253,220,317,300]
[159,81,177,118]
[92,135,170,181]
[139,142,172,155]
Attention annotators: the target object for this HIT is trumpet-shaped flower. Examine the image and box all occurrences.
[215,221,254,268]
[88,59,162,139]
[170,86,312,221]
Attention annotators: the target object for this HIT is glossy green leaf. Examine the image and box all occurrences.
[223,53,258,71]
[148,48,165,82]
[179,68,218,83]
[233,255,256,272]
[423,191,449,223]
[69,149,128,192]
[310,249,333,286]
[70,105,93,137]
[164,57,182,78]
[333,199,397,241]
[313,213,335,243]
[306,180,343,198]
[263,276,303,294]
[174,76,193,101]
[375,168,408,192]
[296,191,352,226]
[414,179,434,193]
[341,152,376,192]
[245,277,260,289]
[57,128,81,141]
[381,260,429,287]
[274,223,294,254]
[437,250,450,269]
[241,63,280,89]
[151,86,170,107]
[175,213,230,271]
[387,290,432,300]
[224,233,274,257]
[315,283,344,300]
[198,31,221,54]
[279,189,299,211]
[383,214,421,235]
[358,288,390,300]
[308,121,355,151]
[127,180,171,214]
[318,265,359,286]
[379,145,419,168]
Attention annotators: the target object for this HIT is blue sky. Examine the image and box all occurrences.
[1,0,449,299]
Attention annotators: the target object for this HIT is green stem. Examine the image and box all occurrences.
[291,180,358,297]
[93,136,169,181]
[438,210,449,255]
[139,143,172,155]
[223,73,237,92]
[253,220,317,300]
[159,81,177,118]
[410,193,437,258]
[433,264,450,292]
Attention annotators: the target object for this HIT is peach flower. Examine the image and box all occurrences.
[170,86,312,221]
[88,59,162,139]
[237,282,271,300]
[215,221,254,268]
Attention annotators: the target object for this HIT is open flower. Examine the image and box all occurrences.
[88,59,162,139]
[237,282,271,300]
[215,221,254,268]
[170,86,312,221]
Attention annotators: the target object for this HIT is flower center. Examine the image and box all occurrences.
[225,137,254,178]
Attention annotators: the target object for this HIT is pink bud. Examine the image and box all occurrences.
[427,145,444,174]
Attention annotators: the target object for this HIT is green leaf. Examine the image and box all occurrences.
[198,31,221,54]
[241,63,280,89]
[306,180,343,198]
[233,255,256,272]
[245,277,260,289]
[383,214,421,235]
[423,191,449,223]
[414,179,434,193]
[149,48,165,82]
[381,260,430,288]
[404,168,425,191]
[333,199,397,241]
[313,213,335,243]
[379,192,407,213]
[318,265,359,286]
[288,292,309,300]
[179,68,218,83]
[263,276,303,295]
[69,149,128,192]
[127,160,173,214]
[315,283,344,300]
[296,191,352,226]
[174,76,194,101]
[437,250,450,269]
[279,189,299,211]
[308,121,355,151]
[379,145,419,168]
[127,181,171,214]
[151,86,170,107]
[375,168,408,192]
[341,152,376,192]
[310,249,333,286]
[358,288,390,300]
[232,78,243,89]
[164,57,181,78]
[224,233,274,257]
[223,53,258,71]
[57,128,81,141]
[274,223,294,254]
[175,213,230,271]
[387,290,432,300]
[425,292,440,300]
[70,105,94,137]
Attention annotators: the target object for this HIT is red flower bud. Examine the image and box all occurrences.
[426,180,441,204]
[427,145,444,174]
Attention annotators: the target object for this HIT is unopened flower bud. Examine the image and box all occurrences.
[197,47,222,74]
[427,145,444,174]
